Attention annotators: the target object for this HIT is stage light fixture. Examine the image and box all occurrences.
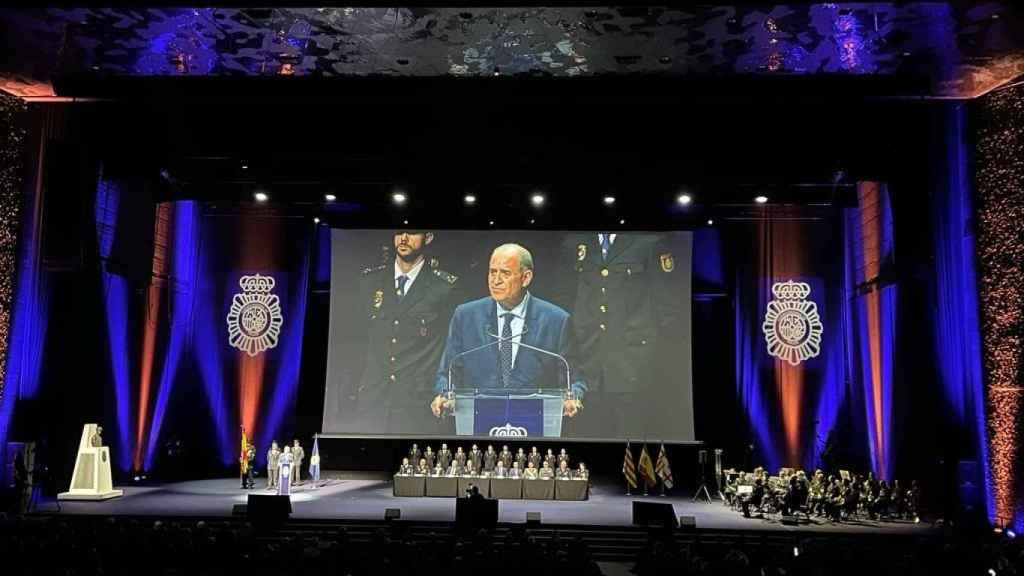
[241,163,248,171]
[403,220,409,225]
[253,191,269,202]
[707,219,714,225]
[530,219,535,224]
[677,193,692,206]
[530,193,545,207]
[392,191,407,205]
[464,194,477,205]
[619,219,626,225]
[603,196,616,206]
[489,220,495,226]
[313,217,320,224]
[754,195,768,204]
[324,193,336,202]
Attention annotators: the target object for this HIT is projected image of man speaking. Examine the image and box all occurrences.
[431,243,585,422]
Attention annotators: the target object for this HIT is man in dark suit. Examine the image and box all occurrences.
[344,231,459,434]
[438,443,453,470]
[499,445,513,469]
[469,444,483,471]
[483,445,498,472]
[557,232,688,438]
[431,243,585,420]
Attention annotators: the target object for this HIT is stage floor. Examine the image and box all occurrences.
[44,472,931,535]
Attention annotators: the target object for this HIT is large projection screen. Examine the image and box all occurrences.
[323,229,694,441]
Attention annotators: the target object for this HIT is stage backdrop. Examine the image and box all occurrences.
[323,229,695,442]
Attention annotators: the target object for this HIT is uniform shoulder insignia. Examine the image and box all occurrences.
[362,263,387,275]
[432,268,458,284]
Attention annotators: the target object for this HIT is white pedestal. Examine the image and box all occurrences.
[58,423,124,501]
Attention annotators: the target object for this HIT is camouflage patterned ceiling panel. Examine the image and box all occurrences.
[1,4,1022,98]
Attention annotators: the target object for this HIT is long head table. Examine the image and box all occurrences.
[394,475,588,501]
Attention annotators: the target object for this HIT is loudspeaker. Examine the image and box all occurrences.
[781,515,799,526]
[526,512,541,525]
[678,515,696,530]
[456,498,498,532]
[232,504,247,516]
[632,501,677,528]
[246,494,291,525]
[385,508,401,521]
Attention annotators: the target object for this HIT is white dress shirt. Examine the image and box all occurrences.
[598,233,617,259]
[394,256,426,296]
[496,291,530,369]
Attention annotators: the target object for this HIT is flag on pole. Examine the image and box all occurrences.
[239,428,249,476]
[638,443,657,489]
[309,434,321,484]
[622,442,638,490]
[656,442,674,489]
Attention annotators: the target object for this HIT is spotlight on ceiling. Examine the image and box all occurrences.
[530,193,545,207]
[324,193,337,202]
[530,219,535,224]
[707,219,714,226]
[677,193,692,206]
[464,194,477,205]
[403,220,409,225]
[754,195,768,204]
[489,220,495,226]
[253,191,269,202]
[603,196,616,206]
[619,219,626,225]
[313,217,320,224]
[392,191,407,205]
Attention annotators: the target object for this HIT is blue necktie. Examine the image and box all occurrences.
[396,275,408,300]
[499,313,514,386]
[600,234,611,261]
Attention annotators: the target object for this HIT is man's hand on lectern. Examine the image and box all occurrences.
[431,394,455,418]
[562,398,582,417]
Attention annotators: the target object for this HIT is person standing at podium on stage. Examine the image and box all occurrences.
[347,231,460,434]
[431,244,585,420]
[278,446,294,496]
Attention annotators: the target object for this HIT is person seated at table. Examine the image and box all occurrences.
[557,448,570,469]
[544,448,557,470]
[539,461,554,480]
[447,459,464,477]
[555,460,572,480]
[494,460,508,478]
[465,460,478,477]
[398,457,414,475]
[576,462,589,481]
[434,463,444,476]
[524,461,539,479]
[416,458,430,476]
[455,446,467,469]
[510,462,523,478]
[515,447,528,470]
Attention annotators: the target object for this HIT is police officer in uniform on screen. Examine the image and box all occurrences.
[558,232,687,438]
[346,230,459,434]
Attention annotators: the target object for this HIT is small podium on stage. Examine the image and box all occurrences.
[451,389,567,437]
[58,423,123,501]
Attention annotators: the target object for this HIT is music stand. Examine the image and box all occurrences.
[693,449,712,504]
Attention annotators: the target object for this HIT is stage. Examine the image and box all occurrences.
[41,471,932,536]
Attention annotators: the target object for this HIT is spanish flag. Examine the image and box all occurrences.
[239,428,249,475]
[638,443,657,489]
[622,442,638,490]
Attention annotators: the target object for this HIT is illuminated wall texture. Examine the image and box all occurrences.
[973,82,1024,530]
